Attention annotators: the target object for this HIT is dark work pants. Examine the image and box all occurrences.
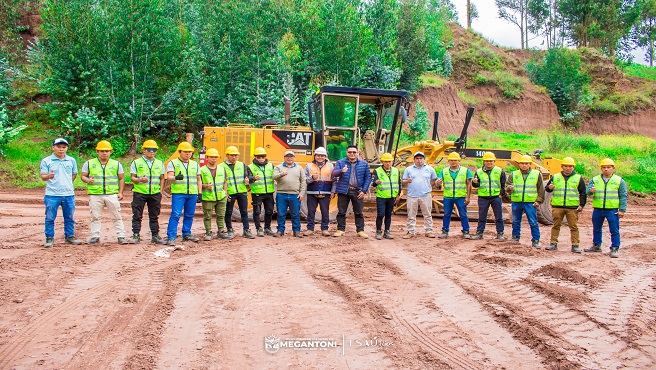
[376,197,395,232]
[336,189,364,232]
[225,192,250,231]
[251,193,274,230]
[306,194,331,231]
[131,192,162,235]
[476,196,504,234]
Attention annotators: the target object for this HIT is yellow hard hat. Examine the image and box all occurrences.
[141,139,159,149]
[380,153,394,162]
[177,141,195,152]
[447,152,461,160]
[518,155,533,163]
[600,158,615,167]
[96,140,113,151]
[482,152,496,161]
[225,146,240,155]
[561,157,576,166]
[206,148,219,157]
[253,147,267,156]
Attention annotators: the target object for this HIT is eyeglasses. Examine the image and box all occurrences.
[347,151,357,154]
[255,155,266,159]
[145,148,157,153]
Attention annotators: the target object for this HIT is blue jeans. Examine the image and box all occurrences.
[512,202,540,241]
[477,196,504,234]
[276,193,301,233]
[592,208,621,248]
[167,193,197,240]
[442,197,469,232]
[44,195,76,238]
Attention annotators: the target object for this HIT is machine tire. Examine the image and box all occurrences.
[537,191,554,225]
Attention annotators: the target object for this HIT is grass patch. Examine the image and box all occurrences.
[588,90,653,114]
[492,70,525,99]
[620,62,656,81]
[457,40,504,72]
[457,90,479,105]
[420,73,448,88]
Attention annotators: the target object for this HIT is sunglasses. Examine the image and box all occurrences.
[347,151,358,154]
[255,155,266,158]
[145,148,157,153]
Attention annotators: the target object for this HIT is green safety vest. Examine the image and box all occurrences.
[221,161,247,195]
[87,158,120,195]
[170,159,199,195]
[131,157,164,195]
[200,165,227,201]
[476,167,502,197]
[248,162,275,194]
[441,166,468,198]
[375,167,400,198]
[511,169,540,202]
[591,174,621,209]
[551,173,581,207]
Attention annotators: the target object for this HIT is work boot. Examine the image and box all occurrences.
[273,231,283,237]
[425,232,436,238]
[532,240,541,249]
[438,230,448,239]
[584,244,602,253]
[510,236,520,243]
[471,232,484,240]
[303,229,314,236]
[131,234,141,244]
[333,230,345,237]
[462,231,471,239]
[243,230,255,239]
[496,232,506,241]
[357,231,368,239]
[204,232,213,241]
[264,228,274,236]
[166,238,176,246]
[293,232,303,238]
[88,237,100,244]
[546,243,558,251]
[375,231,383,240]
[383,230,393,239]
[117,237,130,244]
[402,233,415,239]
[571,245,581,254]
[183,235,200,242]
[610,247,619,258]
[321,230,331,237]
[151,235,166,245]
[65,236,82,245]
[44,237,54,248]
[257,228,265,237]
[227,229,235,238]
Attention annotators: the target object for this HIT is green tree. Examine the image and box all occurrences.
[632,0,656,65]
[0,56,26,156]
[397,0,430,92]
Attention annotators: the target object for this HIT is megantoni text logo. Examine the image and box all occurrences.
[264,335,281,354]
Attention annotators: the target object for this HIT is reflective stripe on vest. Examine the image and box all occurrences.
[592,174,621,209]
[306,161,334,194]
[170,159,199,195]
[87,158,120,195]
[132,157,164,194]
[221,161,247,195]
[375,167,400,198]
[511,169,540,202]
[248,162,275,194]
[551,173,581,207]
[200,165,227,201]
[476,167,502,197]
[442,167,468,198]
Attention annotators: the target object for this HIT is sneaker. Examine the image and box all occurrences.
[88,237,100,244]
[227,229,235,238]
[183,235,200,242]
[610,247,619,258]
[293,232,303,238]
[375,231,383,240]
[166,238,176,246]
[357,231,368,239]
[44,237,54,248]
[571,245,581,254]
[425,232,436,238]
[438,231,448,239]
[303,230,314,236]
[584,244,602,253]
[462,231,471,239]
[117,237,130,244]
[321,230,331,237]
[131,234,141,243]
[471,232,484,240]
[257,228,265,237]
[383,231,393,239]
[151,235,166,245]
[333,230,345,237]
[204,232,213,241]
[243,230,255,239]
[217,231,233,239]
[546,243,558,251]
[532,240,541,249]
[65,236,82,245]
[402,233,415,239]
[496,232,506,241]
[264,228,274,236]
[511,236,520,243]
[273,231,284,237]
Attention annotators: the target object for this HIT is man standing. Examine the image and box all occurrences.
[304,147,333,237]
[166,141,201,245]
[471,152,506,240]
[373,153,401,240]
[221,146,254,239]
[331,145,371,238]
[506,155,545,248]
[585,158,627,258]
[246,147,275,237]
[129,139,165,244]
[436,152,472,239]
[545,157,586,253]
[80,140,129,244]
[272,151,306,237]
[40,138,82,248]
[200,148,231,240]
[402,151,438,239]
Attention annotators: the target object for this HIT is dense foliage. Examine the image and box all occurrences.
[0,55,26,156]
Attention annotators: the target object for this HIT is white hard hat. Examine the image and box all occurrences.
[314,147,327,156]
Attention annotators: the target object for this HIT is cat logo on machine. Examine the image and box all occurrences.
[272,130,313,149]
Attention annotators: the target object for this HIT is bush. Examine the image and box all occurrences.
[400,101,430,143]
[493,71,524,99]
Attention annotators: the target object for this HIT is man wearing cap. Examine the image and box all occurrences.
[372,153,401,239]
[303,147,334,237]
[545,157,586,253]
[201,148,231,240]
[221,146,254,239]
[471,152,506,240]
[272,150,306,237]
[246,147,276,237]
[40,138,82,248]
[585,158,627,258]
[402,151,438,238]
[81,140,129,244]
[436,152,473,239]
[166,141,202,245]
[129,140,165,244]
[331,145,371,238]
[506,155,545,248]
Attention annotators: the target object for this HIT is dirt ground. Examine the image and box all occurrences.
[1,189,655,370]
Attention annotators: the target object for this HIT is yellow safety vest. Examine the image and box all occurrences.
[248,162,275,194]
[375,167,400,198]
[511,169,540,203]
[551,173,581,207]
[476,167,502,197]
[170,159,199,195]
[87,158,120,195]
[221,161,247,195]
[200,165,227,201]
[442,167,468,198]
[132,157,164,194]
[592,174,621,209]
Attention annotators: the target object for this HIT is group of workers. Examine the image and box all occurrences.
[40,137,627,258]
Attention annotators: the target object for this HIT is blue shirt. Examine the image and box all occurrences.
[40,154,78,196]
[403,164,437,197]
